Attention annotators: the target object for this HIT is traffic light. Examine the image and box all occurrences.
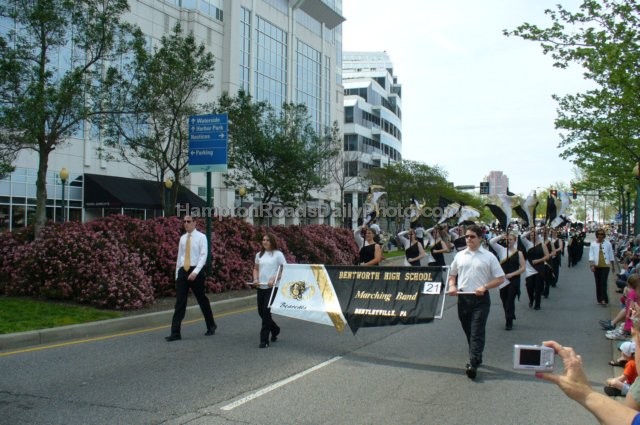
[572,189,577,200]
[550,189,557,197]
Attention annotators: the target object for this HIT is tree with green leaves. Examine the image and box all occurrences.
[215,91,338,207]
[505,0,640,190]
[365,160,483,229]
[102,23,215,216]
[0,0,136,237]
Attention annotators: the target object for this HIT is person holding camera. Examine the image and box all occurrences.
[537,340,640,425]
[447,224,505,379]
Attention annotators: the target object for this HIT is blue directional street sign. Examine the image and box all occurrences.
[188,113,228,172]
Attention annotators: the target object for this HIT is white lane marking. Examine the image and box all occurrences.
[220,356,342,411]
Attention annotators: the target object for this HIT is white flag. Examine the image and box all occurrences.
[270,264,348,333]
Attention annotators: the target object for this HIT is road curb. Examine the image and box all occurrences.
[0,295,255,351]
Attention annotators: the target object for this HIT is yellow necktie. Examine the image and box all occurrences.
[183,233,191,271]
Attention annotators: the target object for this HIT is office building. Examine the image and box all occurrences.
[0,0,345,232]
[342,51,402,228]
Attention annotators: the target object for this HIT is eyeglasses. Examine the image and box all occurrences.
[183,220,192,223]
[465,234,477,239]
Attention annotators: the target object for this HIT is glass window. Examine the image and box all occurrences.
[345,106,353,123]
[254,16,287,111]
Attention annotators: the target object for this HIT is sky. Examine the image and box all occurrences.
[341,0,591,196]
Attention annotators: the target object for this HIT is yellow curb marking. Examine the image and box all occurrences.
[0,306,256,357]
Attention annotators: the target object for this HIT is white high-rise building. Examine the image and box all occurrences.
[342,51,402,228]
[1,0,345,232]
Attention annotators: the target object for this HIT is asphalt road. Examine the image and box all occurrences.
[0,249,621,425]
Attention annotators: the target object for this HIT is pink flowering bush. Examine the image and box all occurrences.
[0,215,359,309]
[2,221,154,309]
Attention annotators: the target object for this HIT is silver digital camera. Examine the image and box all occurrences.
[513,344,555,372]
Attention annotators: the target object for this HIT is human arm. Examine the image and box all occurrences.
[252,254,260,285]
[530,242,550,266]
[475,255,506,296]
[266,252,287,286]
[175,235,184,280]
[410,242,426,263]
[354,227,364,247]
[447,274,458,296]
[397,231,410,249]
[537,340,640,425]
[361,243,384,266]
[505,251,526,280]
[425,227,436,247]
[488,235,506,257]
[191,232,208,279]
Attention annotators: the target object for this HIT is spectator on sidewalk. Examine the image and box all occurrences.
[589,229,617,306]
[605,341,637,397]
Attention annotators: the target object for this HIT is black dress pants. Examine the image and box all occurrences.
[593,266,610,304]
[257,287,280,344]
[457,293,491,368]
[525,273,544,309]
[170,267,216,336]
[499,278,519,325]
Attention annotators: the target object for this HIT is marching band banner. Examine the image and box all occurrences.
[270,265,448,334]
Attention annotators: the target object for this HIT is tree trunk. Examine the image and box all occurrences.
[34,147,50,238]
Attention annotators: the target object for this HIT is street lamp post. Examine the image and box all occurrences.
[60,167,69,222]
[237,186,246,217]
[164,178,173,217]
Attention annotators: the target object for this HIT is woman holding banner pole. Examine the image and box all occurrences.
[252,233,286,348]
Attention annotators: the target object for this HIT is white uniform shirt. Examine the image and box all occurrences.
[588,240,615,266]
[255,250,287,289]
[449,246,504,292]
[175,229,208,279]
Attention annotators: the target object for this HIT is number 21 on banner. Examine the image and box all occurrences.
[422,281,441,294]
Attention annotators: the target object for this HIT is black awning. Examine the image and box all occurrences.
[84,174,205,209]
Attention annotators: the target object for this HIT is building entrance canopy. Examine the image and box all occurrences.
[83,174,205,209]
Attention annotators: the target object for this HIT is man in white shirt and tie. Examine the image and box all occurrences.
[165,215,217,341]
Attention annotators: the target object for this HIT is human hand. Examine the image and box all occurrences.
[535,341,591,404]
[447,285,458,296]
[187,272,197,281]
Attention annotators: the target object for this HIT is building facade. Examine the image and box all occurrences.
[0,0,345,232]
[342,51,402,228]
[484,170,509,195]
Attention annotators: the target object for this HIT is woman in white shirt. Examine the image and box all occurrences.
[252,233,287,348]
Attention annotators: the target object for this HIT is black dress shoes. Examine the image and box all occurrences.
[259,342,269,348]
[165,335,181,342]
[465,364,477,380]
[205,326,216,336]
